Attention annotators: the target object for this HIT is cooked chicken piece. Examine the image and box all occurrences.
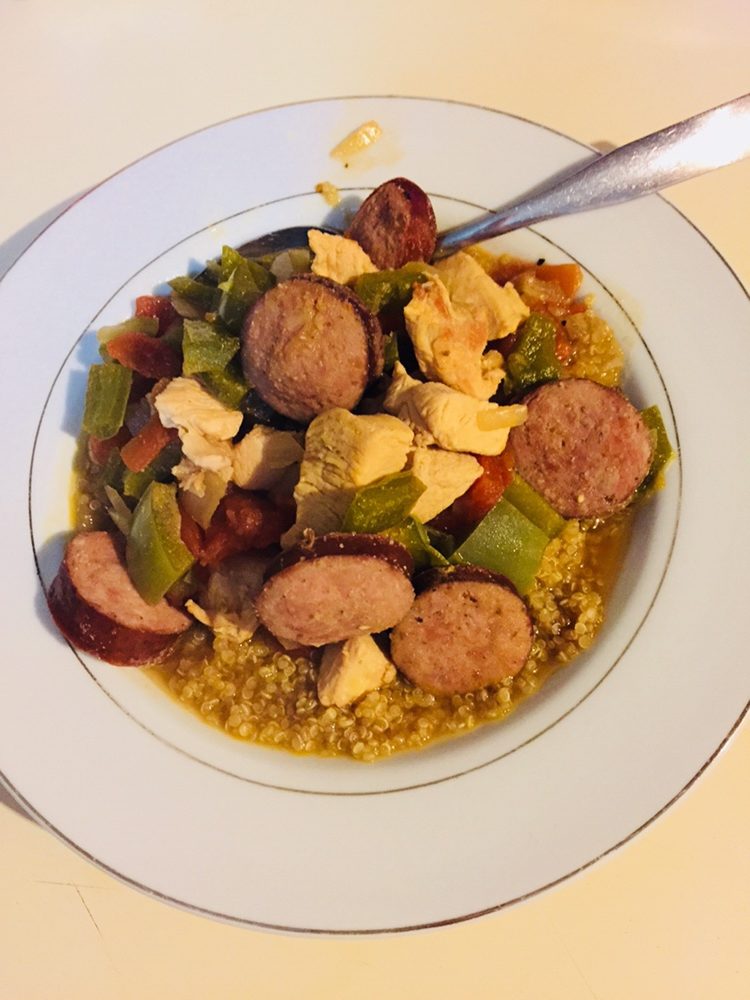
[185,554,268,642]
[384,364,526,455]
[283,408,413,546]
[435,251,529,339]
[408,447,482,523]
[317,634,396,708]
[154,377,243,441]
[155,377,241,496]
[308,229,377,286]
[404,252,529,400]
[233,426,304,491]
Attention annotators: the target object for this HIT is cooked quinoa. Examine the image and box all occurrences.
[71,257,635,762]
[148,513,630,761]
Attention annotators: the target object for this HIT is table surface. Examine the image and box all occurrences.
[2,1,748,997]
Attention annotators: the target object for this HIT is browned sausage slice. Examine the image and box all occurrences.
[509,378,653,519]
[47,531,191,666]
[241,274,383,423]
[345,178,437,269]
[256,533,414,647]
[390,565,533,695]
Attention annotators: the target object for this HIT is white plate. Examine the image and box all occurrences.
[1,97,748,934]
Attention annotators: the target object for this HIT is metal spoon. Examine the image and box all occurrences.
[237,93,750,260]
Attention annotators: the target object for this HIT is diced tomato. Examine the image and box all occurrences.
[490,258,534,285]
[107,331,181,379]
[120,414,178,472]
[178,500,205,561]
[87,426,131,465]
[431,451,515,538]
[199,490,293,568]
[461,452,516,523]
[135,295,179,335]
[534,263,582,299]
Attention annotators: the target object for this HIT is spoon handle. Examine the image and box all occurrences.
[435,93,750,256]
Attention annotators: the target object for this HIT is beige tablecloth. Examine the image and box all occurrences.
[1,1,748,997]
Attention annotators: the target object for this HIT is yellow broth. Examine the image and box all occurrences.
[72,251,640,761]
[146,513,632,761]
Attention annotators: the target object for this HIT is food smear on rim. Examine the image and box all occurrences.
[330,120,383,166]
[315,181,341,207]
[50,177,674,762]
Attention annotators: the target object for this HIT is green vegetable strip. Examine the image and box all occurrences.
[122,440,182,500]
[182,319,240,376]
[168,276,222,312]
[122,468,154,501]
[382,332,400,373]
[425,525,455,558]
[353,262,429,313]
[199,362,249,409]
[503,313,562,398]
[502,473,565,538]
[218,247,276,332]
[638,405,675,493]
[160,318,184,351]
[81,364,132,439]
[97,316,159,344]
[452,497,549,594]
[383,517,450,571]
[126,482,194,604]
[342,472,426,533]
[219,245,275,287]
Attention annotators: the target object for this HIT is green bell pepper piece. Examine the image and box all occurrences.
[126,482,194,604]
[342,472,426,533]
[452,496,549,594]
[502,473,565,538]
[160,318,184,352]
[425,525,455,558]
[199,362,249,409]
[503,313,562,398]
[168,275,222,313]
[383,517,450,571]
[182,319,240,376]
[382,331,400,373]
[218,247,276,333]
[122,439,182,500]
[638,405,675,494]
[352,262,429,314]
[81,363,132,439]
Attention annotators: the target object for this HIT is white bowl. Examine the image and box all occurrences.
[1,97,747,933]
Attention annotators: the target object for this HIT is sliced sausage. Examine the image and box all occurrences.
[256,532,414,647]
[345,178,437,269]
[47,531,190,666]
[241,274,384,423]
[509,378,653,519]
[390,565,533,695]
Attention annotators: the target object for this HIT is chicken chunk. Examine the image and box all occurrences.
[317,635,396,708]
[185,554,268,642]
[408,447,482,523]
[155,377,241,494]
[154,377,243,441]
[308,229,377,286]
[233,426,304,491]
[435,251,529,339]
[384,363,526,455]
[404,252,529,400]
[283,408,413,546]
